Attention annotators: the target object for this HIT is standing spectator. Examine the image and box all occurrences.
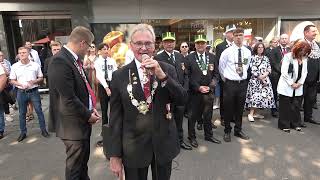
[245,42,276,122]
[216,24,236,126]
[105,23,187,180]
[219,28,252,142]
[83,43,98,97]
[180,42,189,57]
[0,65,8,139]
[25,41,41,67]
[303,25,320,125]
[277,40,310,132]
[48,26,100,180]
[9,47,49,142]
[186,34,221,147]
[155,32,192,150]
[269,34,290,117]
[43,41,62,88]
[265,37,279,58]
[94,43,117,147]
[0,51,13,122]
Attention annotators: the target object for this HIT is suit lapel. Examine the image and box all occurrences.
[128,60,146,101]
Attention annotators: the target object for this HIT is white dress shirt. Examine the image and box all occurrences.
[94,56,118,88]
[124,49,135,65]
[219,44,252,81]
[277,53,308,97]
[9,61,43,89]
[29,49,41,67]
[134,59,145,88]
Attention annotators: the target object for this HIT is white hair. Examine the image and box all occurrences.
[130,23,155,42]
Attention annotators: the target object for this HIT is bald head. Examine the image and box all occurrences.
[279,34,289,47]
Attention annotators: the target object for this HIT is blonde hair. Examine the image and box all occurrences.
[69,26,94,44]
[130,24,155,42]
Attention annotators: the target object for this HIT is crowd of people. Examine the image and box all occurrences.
[0,23,319,180]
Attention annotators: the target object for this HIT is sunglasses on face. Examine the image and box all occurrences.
[181,46,188,48]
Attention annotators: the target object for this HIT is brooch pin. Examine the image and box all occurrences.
[209,64,214,71]
[166,103,172,120]
[181,63,185,71]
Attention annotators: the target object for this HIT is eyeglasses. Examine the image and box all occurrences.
[131,41,155,49]
[181,46,188,48]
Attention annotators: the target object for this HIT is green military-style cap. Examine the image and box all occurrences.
[194,34,207,43]
[162,32,176,41]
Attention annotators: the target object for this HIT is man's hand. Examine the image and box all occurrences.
[88,108,101,124]
[110,157,123,178]
[105,87,111,96]
[199,86,210,93]
[291,83,301,89]
[141,56,166,80]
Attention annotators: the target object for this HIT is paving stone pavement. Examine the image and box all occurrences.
[0,94,320,180]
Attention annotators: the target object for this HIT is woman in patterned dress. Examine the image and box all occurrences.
[83,43,98,97]
[245,42,276,122]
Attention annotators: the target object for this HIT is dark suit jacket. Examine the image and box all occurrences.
[48,47,92,140]
[185,52,219,93]
[104,60,187,168]
[305,42,320,85]
[216,40,230,64]
[270,46,291,78]
[154,51,189,90]
[43,56,52,78]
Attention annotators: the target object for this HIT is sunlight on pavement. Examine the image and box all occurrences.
[197,145,208,154]
[9,141,19,146]
[264,168,276,178]
[0,153,11,165]
[265,147,275,156]
[288,167,301,177]
[312,159,320,167]
[240,147,262,164]
[27,137,38,144]
[31,174,44,180]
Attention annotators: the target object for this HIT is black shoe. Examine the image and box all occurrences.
[313,104,318,109]
[205,137,221,144]
[180,141,192,150]
[271,111,278,118]
[282,128,290,133]
[188,138,198,148]
[41,130,50,138]
[223,133,231,142]
[211,122,217,129]
[234,131,250,140]
[0,132,3,139]
[305,119,320,125]
[220,119,225,126]
[300,123,307,128]
[96,140,103,147]
[196,124,203,130]
[17,133,27,142]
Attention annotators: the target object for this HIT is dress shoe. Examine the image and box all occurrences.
[180,141,192,150]
[282,128,290,133]
[96,140,103,147]
[247,114,255,122]
[205,137,221,144]
[305,119,320,125]
[300,123,307,128]
[17,133,27,142]
[223,133,231,142]
[271,111,278,118]
[188,138,198,148]
[234,131,250,140]
[196,124,203,131]
[0,132,3,139]
[41,130,50,138]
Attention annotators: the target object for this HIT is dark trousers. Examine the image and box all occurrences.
[278,95,302,129]
[62,139,91,180]
[188,92,214,139]
[219,81,225,120]
[223,80,248,133]
[303,83,317,121]
[124,155,172,180]
[98,84,110,125]
[270,75,280,112]
[173,105,185,142]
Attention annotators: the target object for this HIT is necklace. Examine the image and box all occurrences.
[127,69,158,115]
[195,53,209,75]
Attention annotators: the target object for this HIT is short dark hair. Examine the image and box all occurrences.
[292,39,311,59]
[304,25,316,33]
[97,43,109,50]
[233,28,244,34]
[252,42,265,55]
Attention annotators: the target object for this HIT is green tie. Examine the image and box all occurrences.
[200,54,205,70]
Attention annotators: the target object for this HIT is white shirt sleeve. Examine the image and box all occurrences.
[219,50,227,81]
[94,60,108,88]
[9,65,17,80]
[0,65,5,76]
[37,63,43,78]
[31,49,42,67]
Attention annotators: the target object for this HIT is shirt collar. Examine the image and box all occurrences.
[197,51,205,58]
[134,58,142,70]
[165,50,174,57]
[64,45,78,61]
[226,39,233,46]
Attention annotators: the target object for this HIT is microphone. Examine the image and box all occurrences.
[141,54,153,75]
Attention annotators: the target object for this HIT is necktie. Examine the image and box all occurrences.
[76,59,97,108]
[200,54,205,69]
[104,58,108,81]
[238,48,243,77]
[282,47,287,55]
[170,53,175,64]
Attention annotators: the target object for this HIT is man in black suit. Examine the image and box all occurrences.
[43,41,61,88]
[105,24,187,180]
[154,32,192,150]
[186,35,221,148]
[215,24,236,126]
[269,34,290,117]
[265,37,279,58]
[48,26,100,180]
[303,24,320,125]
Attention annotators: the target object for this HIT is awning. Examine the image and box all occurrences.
[33,37,50,44]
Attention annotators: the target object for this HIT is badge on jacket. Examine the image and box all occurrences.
[181,62,185,71]
[209,64,214,71]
